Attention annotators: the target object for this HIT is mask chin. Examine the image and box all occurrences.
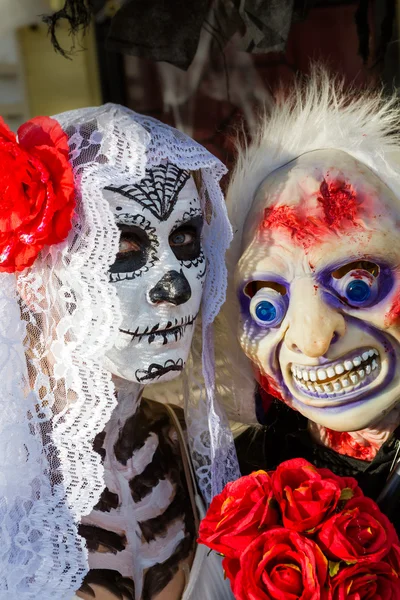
[103,325,196,385]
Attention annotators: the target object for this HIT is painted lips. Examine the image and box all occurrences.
[290,347,381,404]
[120,313,198,345]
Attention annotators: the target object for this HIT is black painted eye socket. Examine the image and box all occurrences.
[110,225,152,274]
[170,216,203,261]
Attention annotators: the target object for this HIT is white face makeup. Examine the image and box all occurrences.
[103,162,205,384]
[236,149,400,432]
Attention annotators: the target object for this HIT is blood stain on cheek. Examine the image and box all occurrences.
[385,293,400,327]
[253,366,285,411]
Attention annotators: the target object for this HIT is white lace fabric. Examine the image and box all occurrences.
[0,104,238,598]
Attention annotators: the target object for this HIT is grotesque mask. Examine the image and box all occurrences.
[236,148,400,432]
[103,161,205,384]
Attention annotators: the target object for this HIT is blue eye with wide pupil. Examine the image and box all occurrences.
[333,268,379,307]
[346,279,371,303]
[249,288,287,328]
[255,301,277,322]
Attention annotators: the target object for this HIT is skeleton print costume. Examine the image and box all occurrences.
[0,104,238,599]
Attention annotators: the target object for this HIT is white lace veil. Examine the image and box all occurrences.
[0,103,239,598]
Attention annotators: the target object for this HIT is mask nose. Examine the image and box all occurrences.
[148,270,191,306]
[284,279,346,358]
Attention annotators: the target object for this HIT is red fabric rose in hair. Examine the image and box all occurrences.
[272,458,342,533]
[231,528,330,600]
[317,497,398,563]
[197,470,278,558]
[330,562,400,599]
[0,116,74,272]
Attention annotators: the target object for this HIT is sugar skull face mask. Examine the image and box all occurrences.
[236,148,400,432]
[103,162,205,384]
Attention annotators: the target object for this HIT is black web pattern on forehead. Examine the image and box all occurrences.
[104,163,191,222]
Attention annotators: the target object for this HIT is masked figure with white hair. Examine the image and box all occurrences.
[218,70,400,515]
[0,104,237,599]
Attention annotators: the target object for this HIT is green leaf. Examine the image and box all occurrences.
[340,487,354,501]
[329,561,341,577]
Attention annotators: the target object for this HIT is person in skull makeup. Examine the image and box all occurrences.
[218,69,400,511]
[0,104,237,599]
[78,156,235,600]
[103,163,205,385]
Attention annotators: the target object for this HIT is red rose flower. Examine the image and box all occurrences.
[231,528,330,600]
[272,458,342,533]
[0,116,75,272]
[388,545,400,576]
[222,556,240,583]
[197,470,279,558]
[318,469,364,501]
[330,562,400,599]
[317,497,398,563]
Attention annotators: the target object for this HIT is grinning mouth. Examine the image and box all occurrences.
[290,347,381,400]
[120,313,198,345]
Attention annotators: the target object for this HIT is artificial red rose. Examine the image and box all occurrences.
[222,556,240,583]
[197,470,279,558]
[0,115,75,272]
[231,528,330,600]
[330,561,400,599]
[271,458,342,533]
[318,469,364,501]
[388,545,400,576]
[317,497,398,564]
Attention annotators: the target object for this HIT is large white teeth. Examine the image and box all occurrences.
[290,347,381,398]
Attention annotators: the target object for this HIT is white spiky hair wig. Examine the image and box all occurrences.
[217,66,400,425]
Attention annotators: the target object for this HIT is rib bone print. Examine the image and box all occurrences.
[78,390,196,600]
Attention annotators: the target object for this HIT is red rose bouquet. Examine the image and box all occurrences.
[198,458,400,599]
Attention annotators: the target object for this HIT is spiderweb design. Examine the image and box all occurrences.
[104,162,190,221]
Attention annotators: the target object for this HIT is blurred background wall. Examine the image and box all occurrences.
[0,0,101,129]
[0,0,398,169]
